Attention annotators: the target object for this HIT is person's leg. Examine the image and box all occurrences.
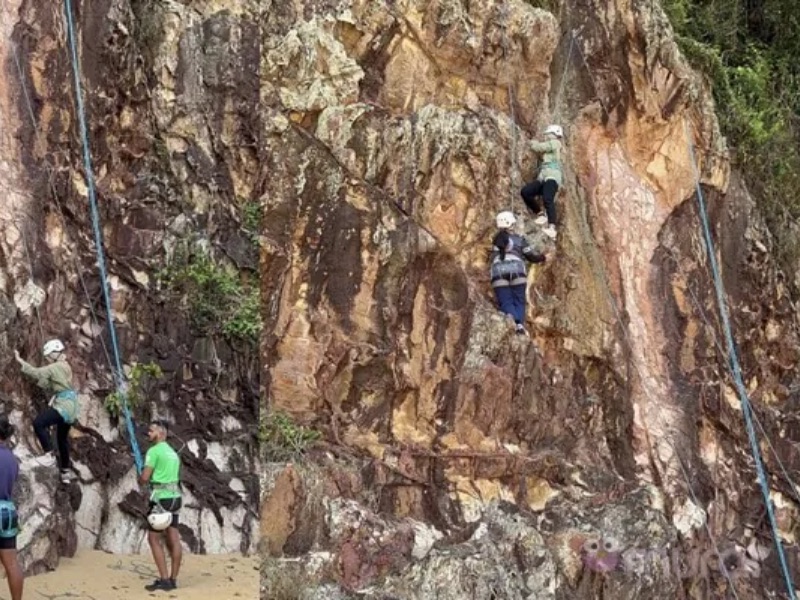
[0,544,23,600]
[148,530,169,580]
[33,408,62,455]
[520,181,544,214]
[56,421,71,471]
[163,499,182,583]
[165,527,182,581]
[542,180,559,225]
[511,284,528,325]
[494,285,518,322]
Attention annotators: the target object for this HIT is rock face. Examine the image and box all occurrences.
[0,0,260,573]
[260,0,800,598]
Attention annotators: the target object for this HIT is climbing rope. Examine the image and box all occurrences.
[500,2,520,215]
[684,117,796,598]
[61,0,144,473]
[551,33,576,126]
[663,246,800,514]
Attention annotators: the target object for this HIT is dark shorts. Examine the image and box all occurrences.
[0,536,16,550]
[147,497,182,531]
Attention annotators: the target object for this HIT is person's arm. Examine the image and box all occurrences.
[521,239,546,263]
[139,448,155,485]
[530,139,559,154]
[139,466,154,486]
[14,351,56,387]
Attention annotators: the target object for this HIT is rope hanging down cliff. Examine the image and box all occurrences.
[62,0,144,474]
[684,117,797,600]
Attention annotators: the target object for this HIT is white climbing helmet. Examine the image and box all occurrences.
[147,509,173,532]
[495,211,517,229]
[42,339,65,357]
[544,124,563,138]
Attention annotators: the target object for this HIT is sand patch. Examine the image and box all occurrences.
[18,550,258,599]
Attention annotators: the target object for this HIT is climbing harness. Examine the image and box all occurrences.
[684,117,797,599]
[50,389,80,425]
[0,501,19,539]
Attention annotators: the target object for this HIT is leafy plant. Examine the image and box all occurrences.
[259,411,321,461]
[158,245,262,344]
[104,362,163,417]
[663,0,800,279]
[241,200,262,242]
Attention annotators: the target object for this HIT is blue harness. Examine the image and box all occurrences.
[0,500,18,538]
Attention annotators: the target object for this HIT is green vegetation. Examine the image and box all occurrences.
[105,362,163,417]
[259,411,321,461]
[242,200,262,243]
[663,0,800,268]
[158,242,262,345]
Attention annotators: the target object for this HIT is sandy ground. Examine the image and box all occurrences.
[14,550,259,599]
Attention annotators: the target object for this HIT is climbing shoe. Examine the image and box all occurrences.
[33,454,56,468]
[60,470,76,484]
[515,324,528,336]
[543,225,557,240]
[533,215,548,226]
[144,578,176,592]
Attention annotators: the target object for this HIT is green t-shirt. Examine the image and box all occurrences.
[145,441,181,500]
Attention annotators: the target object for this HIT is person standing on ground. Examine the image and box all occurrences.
[139,419,183,592]
[15,339,79,483]
[0,416,24,600]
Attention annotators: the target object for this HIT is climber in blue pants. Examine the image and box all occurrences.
[491,211,547,335]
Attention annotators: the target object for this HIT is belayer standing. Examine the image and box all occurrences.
[15,339,79,483]
[520,124,564,240]
[0,416,23,600]
[139,419,183,592]
[491,211,546,335]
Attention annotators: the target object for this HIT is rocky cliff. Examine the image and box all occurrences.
[0,0,260,573]
[260,0,800,598]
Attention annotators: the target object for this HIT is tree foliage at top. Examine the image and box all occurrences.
[663,0,800,265]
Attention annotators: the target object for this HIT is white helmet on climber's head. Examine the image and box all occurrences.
[495,211,516,230]
[544,124,563,138]
[42,339,65,358]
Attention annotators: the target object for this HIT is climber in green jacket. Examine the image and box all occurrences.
[14,339,79,483]
[520,124,564,240]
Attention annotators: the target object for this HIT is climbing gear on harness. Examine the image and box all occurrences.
[544,124,563,138]
[496,211,517,229]
[147,506,173,532]
[0,501,18,539]
[51,389,79,424]
[43,339,65,357]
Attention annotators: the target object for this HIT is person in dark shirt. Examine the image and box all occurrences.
[0,416,23,600]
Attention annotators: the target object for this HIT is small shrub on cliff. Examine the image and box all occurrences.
[241,200,262,244]
[158,246,262,345]
[259,411,321,462]
[105,362,163,417]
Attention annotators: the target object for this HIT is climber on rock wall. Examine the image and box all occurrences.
[139,419,183,592]
[0,416,23,600]
[15,339,79,484]
[491,211,546,335]
[520,124,564,240]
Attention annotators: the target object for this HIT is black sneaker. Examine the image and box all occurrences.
[144,579,174,592]
[168,579,177,589]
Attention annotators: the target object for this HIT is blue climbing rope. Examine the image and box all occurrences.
[684,118,796,599]
[63,0,144,474]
